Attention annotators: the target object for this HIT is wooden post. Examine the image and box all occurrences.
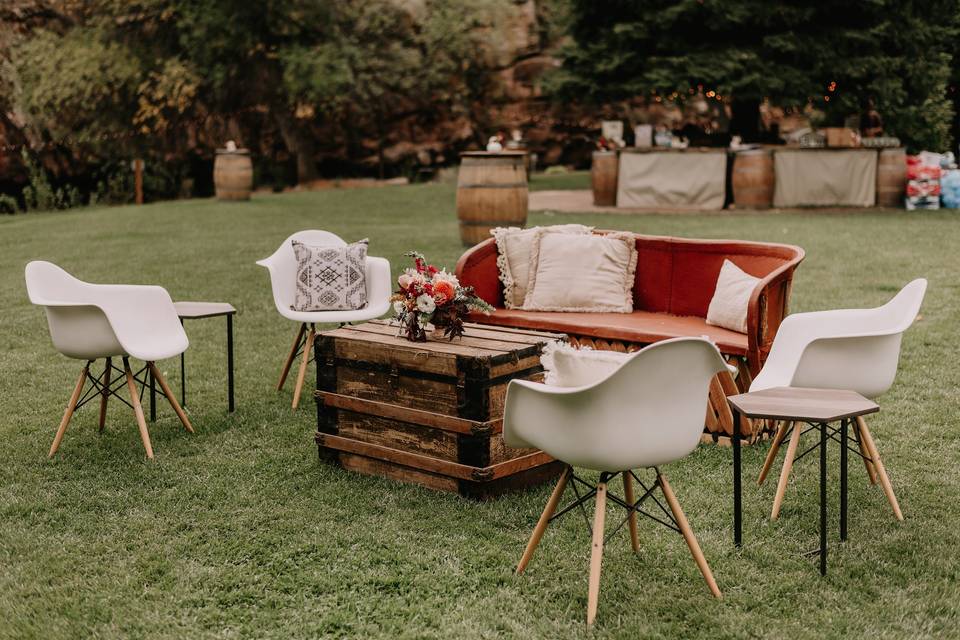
[134,158,144,205]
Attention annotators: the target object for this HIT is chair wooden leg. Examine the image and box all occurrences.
[771,419,803,520]
[856,416,903,521]
[147,362,194,433]
[98,357,112,432]
[586,480,608,626]
[291,325,316,410]
[623,471,640,553]
[854,419,878,485]
[758,421,792,486]
[658,471,722,599]
[48,362,90,458]
[123,358,153,460]
[277,323,307,391]
[516,467,570,574]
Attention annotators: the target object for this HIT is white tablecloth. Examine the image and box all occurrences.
[773,149,877,207]
[616,151,728,210]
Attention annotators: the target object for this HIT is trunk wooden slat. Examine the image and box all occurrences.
[314,320,566,499]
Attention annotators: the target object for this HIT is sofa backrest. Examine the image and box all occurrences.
[455,232,804,321]
[631,234,802,317]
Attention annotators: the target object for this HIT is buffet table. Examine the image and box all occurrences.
[590,145,903,211]
[616,148,728,210]
[772,148,878,207]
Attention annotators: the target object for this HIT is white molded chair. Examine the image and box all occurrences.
[256,231,392,409]
[504,337,728,625]
[25,261,194,459]
[754,279,927,521]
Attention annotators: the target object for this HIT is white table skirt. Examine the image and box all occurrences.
[773,149,877,207]
[616,151,728,210]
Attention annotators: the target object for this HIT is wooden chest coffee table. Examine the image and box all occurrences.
[313,320,566,499]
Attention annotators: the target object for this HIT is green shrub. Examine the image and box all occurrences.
[0,194,19,214]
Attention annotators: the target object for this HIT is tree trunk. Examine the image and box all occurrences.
[729,98,762,143]
[275,111,319,184]
[376,114,386,181]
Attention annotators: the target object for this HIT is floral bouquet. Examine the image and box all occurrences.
[391,251,494,342]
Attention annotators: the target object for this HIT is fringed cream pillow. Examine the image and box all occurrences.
[540,341,632,387]
[491,224,593,309]
[706,259,760,333]
[523,232,638,313]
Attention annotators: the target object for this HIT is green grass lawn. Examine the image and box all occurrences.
[1,184,959,639]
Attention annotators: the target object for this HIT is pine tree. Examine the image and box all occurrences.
[551,0,958,150]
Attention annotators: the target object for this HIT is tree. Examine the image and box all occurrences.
[550,0,958,150]
[5,0,509,186]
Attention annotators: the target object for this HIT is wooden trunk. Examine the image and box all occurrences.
[456,151,528,247]
[314,320,565,499]
[591,151,618,206]
[732,149,774,209]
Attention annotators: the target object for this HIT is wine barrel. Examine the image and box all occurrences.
[456,151,528,246]
[591,151,618,206]
[876,148,906,208]
[214,149,253,201]
[732,149,774,209]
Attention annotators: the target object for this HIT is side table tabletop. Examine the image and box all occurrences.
[727,387,879,575]
[149,302,237,416]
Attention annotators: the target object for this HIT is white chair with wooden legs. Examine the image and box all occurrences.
[25,261,194,460]
[504,337,727,625]
[753,279,927,521]
[256,231,391,409]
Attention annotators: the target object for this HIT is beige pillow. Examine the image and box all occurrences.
[541,341,632,387]
[491,224,592,308]
[706,259,761,333]
[523,232,637,313]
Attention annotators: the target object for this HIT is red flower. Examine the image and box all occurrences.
[433,280,455,304]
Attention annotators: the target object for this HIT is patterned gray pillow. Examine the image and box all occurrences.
[291,239,369,311]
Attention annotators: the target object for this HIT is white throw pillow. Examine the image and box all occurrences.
[491,224,593,308]
[706,259,760,333]
[523,232,637,313]
[540,342,632,387]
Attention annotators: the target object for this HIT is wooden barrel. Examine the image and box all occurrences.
[876,148,906,208]
[732,149,774,209]
[591,151,618,206]
[456,151,528,246]
[214,149,253,201]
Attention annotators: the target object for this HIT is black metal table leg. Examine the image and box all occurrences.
[840,418,848,541]
[732,407,742,548]
[227,314,235,412]
[180,318,186,407]
[149,367,156,421]
[819,421,828,576]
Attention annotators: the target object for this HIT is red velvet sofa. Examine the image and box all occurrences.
[455,232,805,438]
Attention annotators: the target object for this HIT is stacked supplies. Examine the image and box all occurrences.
[906,155,941,210]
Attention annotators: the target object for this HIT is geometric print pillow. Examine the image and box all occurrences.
[291,239,368,311]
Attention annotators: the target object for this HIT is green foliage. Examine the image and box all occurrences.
[20,149,82,212]
[0,193,19,214]
[551,0,959,150]
[11,28,142,150]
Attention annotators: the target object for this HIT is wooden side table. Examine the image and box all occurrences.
[148,302,237,419]
[727,387,879,575]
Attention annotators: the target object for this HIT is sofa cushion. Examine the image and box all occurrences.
[471,308,749,356]
[523,232,637,312]
[492,224,592,309]
[706,259,760,333]
[540,341,632,387]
